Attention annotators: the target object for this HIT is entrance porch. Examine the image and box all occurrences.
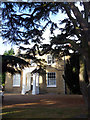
[21,67,39,95]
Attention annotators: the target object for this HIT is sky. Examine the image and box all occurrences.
[0,2,84,55]
[0,9,67,55]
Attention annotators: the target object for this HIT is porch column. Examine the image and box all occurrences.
[32,73,36,95]
[26,73,31,91]
[21,71,26,95]
[36,73,39,94]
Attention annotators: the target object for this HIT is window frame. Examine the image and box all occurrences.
[13,73,21,87]
[47,72,56,87]
[47,55,54,65]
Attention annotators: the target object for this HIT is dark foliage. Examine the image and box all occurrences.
[1,2,90,92]
[63,53,81,94]
[2,55,29,74]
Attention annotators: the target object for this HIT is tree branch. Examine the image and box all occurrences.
[62,3,81,40]
[69,2,88,31]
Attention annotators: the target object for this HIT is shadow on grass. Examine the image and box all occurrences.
[1,106,88,119]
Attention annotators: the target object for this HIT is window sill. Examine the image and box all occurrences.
[47,85,56,88]
[47,63,56,66]
[13,86,20,87]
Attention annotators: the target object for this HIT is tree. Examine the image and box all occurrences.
[1,48,15,86]
[4,48,15,56]
[63,53,81,94]
[0,48,30,87]
[2,55,30,74]
[2,2,90,116]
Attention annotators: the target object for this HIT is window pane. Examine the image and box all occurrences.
[47,55,54,64]
[48,60,52,64]
[13,74,21,87]
[47,72,56,86]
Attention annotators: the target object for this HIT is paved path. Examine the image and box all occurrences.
[3,94,85,108]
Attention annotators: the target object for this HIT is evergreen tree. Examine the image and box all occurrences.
[1,2,90,113]
[63,53,81,94]
[0,49,30,87]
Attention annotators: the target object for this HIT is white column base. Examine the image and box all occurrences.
[32,90,36,95]
[36,87,39,94]
[21,91,25,95]
[21,87,26,95]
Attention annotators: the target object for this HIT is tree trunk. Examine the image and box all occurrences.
[86,57,90,118]
[88,84,90,118]
[79,56,88,106]
[84,43,90,118]
[79,55,90,118]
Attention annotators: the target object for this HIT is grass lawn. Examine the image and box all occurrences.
[1,94,88,119]
[2,106,87,119]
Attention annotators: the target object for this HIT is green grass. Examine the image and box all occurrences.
[2,106,87,118]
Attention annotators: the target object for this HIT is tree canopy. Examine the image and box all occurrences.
[2,2,90,57]
[1,48,30,74]
[1,2,90,112]
[4,48,15,56]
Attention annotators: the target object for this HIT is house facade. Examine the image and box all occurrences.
[5,54,65,95]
